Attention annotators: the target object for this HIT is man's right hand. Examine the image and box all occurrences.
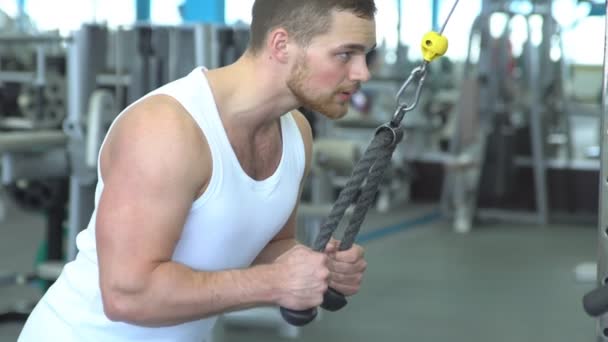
[273,245,330,310]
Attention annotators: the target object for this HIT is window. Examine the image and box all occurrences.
[561,16,604,65]
[0,0,136,34]
[225,0,254,25]
[150,0,182,25]
[0,0,17,17]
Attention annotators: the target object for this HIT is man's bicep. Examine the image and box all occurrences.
[96,158,193,268]
[95,103,207,289]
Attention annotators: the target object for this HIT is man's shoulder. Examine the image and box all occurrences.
[108,94,210,161]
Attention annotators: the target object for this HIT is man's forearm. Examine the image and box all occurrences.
[253,238,298,265]
[106,261,281,327]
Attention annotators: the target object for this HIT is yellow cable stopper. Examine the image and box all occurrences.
[421,31,448,62]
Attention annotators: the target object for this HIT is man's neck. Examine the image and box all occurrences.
[205,54,298,135]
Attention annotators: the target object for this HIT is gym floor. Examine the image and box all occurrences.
[0,195,597,342]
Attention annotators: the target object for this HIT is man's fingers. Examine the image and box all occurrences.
[328,279,362,297]
[324,238,340,253]
[328,259,367,274]
[329,271,363,285]
[334,245,364,262]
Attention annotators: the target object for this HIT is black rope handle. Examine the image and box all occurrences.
[280,125,404,326]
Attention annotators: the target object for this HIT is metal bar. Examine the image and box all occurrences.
[66,31,83,135]
[513,156,599,171]
[0,34,69,43]
[0,271,36,286]
[34,44,46,86]
[210,26,220,68]
[0,130,67,153]
[194,24,213,67]
[85,89,114,168]
[0,71,34,83]
[597,3,608,340]
[0,117,37,129]
[66,177,81,262]
[526,16,549,225]
[64,25,107,262]
[95,73,131,86]
[1,149,68,184]
[168,28,180,81]
[114,27,126,112]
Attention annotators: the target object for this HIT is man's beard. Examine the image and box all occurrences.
[286,56,349,119]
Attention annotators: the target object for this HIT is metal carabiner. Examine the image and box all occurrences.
[395,63,428,111]
[391,62,428,126]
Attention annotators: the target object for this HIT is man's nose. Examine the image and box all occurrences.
[350,56,371,82]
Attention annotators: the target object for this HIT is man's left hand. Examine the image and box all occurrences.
[324,238,367,296]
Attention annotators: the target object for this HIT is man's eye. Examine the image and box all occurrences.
[337,52,352,61]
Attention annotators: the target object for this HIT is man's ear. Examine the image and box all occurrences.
[266,28,290,63]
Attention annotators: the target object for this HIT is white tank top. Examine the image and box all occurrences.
[19,67,306,342]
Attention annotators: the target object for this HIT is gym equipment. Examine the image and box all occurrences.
[280,0,459,326]
[17,71,66,129]
[439,0,578,232]
[0,22,250,326]
[582,5,608,339]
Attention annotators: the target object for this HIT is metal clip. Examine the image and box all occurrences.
[375,123,400,147]
[391,63,428,126]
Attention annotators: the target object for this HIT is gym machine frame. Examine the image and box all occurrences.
[582,4,608,341]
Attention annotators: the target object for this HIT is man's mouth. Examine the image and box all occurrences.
[338,92,352,101]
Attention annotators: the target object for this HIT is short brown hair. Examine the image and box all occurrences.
[248,0,376,55]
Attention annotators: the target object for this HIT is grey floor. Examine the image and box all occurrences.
[0,196,599,341]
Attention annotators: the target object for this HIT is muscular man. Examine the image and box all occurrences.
[19,0,377,340]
